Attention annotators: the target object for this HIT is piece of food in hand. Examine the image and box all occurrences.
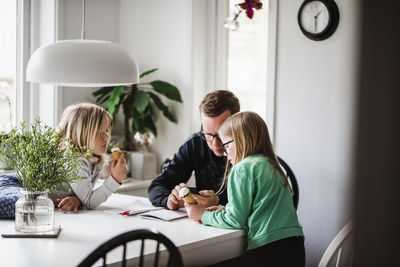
[179,187,197,204]
[110,147,122,161]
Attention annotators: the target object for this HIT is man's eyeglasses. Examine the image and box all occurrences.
[200,131,221,143]
[200,125,222,143]
[221,140,234,154]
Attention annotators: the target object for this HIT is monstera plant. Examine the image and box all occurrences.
[92,68,182,150]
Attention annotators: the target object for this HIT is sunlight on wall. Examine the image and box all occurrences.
[227,0,268,120]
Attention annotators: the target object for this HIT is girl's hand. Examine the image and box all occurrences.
[184,202,206,223]
[192,190,219,207]
[206,205,223,212]
[57,197,81,214]
[111,154,128,184]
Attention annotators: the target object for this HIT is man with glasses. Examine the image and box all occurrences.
[148,90,240,210]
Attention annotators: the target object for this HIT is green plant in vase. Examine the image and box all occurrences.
[92,68,182,151]
[0,118,87,232]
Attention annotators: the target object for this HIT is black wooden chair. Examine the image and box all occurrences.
[77,229,183,267]
[277,156,299,210]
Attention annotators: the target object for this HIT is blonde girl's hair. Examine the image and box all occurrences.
[58,103,112,164]
[216,111,289,195]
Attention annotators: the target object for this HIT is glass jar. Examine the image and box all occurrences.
[15,190,54,233]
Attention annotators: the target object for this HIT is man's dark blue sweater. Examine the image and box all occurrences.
[148,132,227,209]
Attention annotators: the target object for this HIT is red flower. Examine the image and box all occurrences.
[239,0,263,19]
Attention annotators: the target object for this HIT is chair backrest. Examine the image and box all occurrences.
[277,156,299,210]
[77,229,183,267]
[318,221,354,267]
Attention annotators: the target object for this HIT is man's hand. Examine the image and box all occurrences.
[167,183,186,210]
[57,196,81,214]
[193,190,219,208]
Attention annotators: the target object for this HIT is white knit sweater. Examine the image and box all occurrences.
[69,157,120,209]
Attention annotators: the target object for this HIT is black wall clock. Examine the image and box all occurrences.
[298,0,340,41]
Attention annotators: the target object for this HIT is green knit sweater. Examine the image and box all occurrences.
[202,154,304,250]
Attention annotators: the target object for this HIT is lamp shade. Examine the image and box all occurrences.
[26,40,139,87]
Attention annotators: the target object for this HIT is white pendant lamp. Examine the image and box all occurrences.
[26,0,138,87]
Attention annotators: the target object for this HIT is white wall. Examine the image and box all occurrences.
[119,0,194,163]
[274,0,359,265]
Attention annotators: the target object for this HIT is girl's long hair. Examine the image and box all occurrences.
[58,103,112,165]
[216,111,289,195]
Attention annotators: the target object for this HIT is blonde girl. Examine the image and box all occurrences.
[55,103,128,213]
[185,111,305,267]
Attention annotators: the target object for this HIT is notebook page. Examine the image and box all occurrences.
[138,209,188,221]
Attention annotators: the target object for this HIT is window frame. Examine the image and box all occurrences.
[15,0,31,125]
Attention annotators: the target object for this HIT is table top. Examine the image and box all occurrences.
[0,193,245,266]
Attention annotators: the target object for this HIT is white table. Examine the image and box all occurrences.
[0,194,246,267]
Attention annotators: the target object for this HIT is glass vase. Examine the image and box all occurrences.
[15,190,55,233]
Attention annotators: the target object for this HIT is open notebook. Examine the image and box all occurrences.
[138,209,188,221]
[104,199,162,216]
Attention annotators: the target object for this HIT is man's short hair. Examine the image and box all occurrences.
[199,90,240,117]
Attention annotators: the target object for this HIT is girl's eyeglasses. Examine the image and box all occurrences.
[222,140,234,154]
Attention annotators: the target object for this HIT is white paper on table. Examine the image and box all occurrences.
[138,209,188,221]
[104,199,162,216]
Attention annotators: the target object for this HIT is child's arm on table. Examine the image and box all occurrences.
[199,169,253,229]
[71,157,126,210]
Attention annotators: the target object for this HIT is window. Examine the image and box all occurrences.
[191,0,277,136]
[0,0,16,131]
[0,0,58,129]
[226,0,269,120]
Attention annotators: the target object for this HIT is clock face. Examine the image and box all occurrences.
[299,1,330,34]
[298,0,340,41]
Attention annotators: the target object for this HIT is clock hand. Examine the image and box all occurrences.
[314,11,321,32]
[315,18,317,32]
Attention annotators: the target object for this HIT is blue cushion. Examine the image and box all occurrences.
[0,174,23,219]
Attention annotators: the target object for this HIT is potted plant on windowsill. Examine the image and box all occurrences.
[0,118,86,233]
[92,68,182,151]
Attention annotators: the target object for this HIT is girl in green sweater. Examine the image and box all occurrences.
[185,111,305,266]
